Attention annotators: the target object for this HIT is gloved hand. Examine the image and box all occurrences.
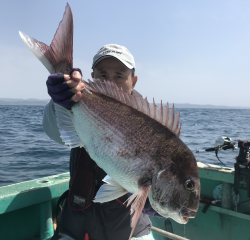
[46,68,85,110]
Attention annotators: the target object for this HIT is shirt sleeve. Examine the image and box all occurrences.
[42,99,65,145]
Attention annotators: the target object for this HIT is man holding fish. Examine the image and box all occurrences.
[19,3,200,240]
[43,44,159,240]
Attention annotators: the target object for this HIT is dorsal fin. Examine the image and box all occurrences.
[84,79,182,136]
[19,3,73,74]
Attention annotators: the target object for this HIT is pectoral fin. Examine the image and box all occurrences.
[126,184,151,240]
[54,103,84,148]
[93,175,128,203]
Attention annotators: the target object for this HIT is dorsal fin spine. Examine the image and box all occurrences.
[105,81,111,96]
[170,104,175,131]
[99,81,107,94]
[117,89,122,102]
[88,81,97,91]
[166,102,169,128]
[102,81,109,95]
[106,82,113,98]
[109,82,116,99]
[116,89,122,102]
[96,80,105,94]
[138,96,143,112]
[112,84,119,100]
[153,98,156,120]
[130,94,137,109]
[145,98,150,116]
[178,123,182,136]
[160,100,163,124]
[119,90,126,103]
[124,93,130,106]
[85,79,181,136]
[133,95,139,110]
[94,81,102,92]
[121,90,126,104]
[177,111,181,132]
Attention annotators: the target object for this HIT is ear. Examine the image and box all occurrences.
[91,72,94,78]
[132,75,138,90]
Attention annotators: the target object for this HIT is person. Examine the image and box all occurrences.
[43,44,161,240]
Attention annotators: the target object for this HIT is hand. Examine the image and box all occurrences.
[46,68,85,110]
[64,70,85,102]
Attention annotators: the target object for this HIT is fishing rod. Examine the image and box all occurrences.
[195,136,238,167]
[196,136,250,197]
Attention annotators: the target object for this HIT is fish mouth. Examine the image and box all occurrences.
[180,207,197,223]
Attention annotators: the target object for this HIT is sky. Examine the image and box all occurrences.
[0,0,250,107]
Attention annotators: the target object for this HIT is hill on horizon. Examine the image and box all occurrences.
[0,98,49,106]
[0,98,249,109]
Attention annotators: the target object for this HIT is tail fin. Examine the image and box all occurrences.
[19,3,73,74]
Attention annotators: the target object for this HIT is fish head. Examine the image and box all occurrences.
[149,152,200,224]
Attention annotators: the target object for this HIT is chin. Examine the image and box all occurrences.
[150,200,188,225]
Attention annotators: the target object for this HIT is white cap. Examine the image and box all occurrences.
[92,44,135,70]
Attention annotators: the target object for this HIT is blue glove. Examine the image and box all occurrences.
[46,68,82,110]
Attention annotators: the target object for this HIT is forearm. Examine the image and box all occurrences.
[42,99,65,145]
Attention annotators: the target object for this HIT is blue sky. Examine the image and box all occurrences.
[1,0,250,107]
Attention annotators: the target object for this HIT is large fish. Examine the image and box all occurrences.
[19,3,200,239]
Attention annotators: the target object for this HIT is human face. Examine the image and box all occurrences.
[91,57,137,94]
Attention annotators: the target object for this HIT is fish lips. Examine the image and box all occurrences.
[180,206,197,223]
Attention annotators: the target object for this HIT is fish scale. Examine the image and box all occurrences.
[70,87,187,197]
[73,100,148,194]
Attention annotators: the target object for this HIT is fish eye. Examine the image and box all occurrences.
[185,180,194,191]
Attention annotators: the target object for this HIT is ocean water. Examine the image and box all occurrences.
[0,105,250,187]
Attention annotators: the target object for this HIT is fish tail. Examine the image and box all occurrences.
[19,3,73,74]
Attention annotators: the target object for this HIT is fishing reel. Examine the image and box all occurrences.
[196,137,250,167]
[196,136,237,153]
[196,136,250,197]
[196,136,237,166]
[215,136,237,152]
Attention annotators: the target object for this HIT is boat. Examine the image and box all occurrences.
[1,161,250,240]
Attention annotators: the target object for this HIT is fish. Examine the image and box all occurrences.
[19,3,200,239]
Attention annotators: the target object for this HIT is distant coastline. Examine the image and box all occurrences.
[159,103,250,109]
[0,98,249,109]
[0,98,49,106]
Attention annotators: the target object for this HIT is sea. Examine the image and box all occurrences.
[1,105,250,188]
